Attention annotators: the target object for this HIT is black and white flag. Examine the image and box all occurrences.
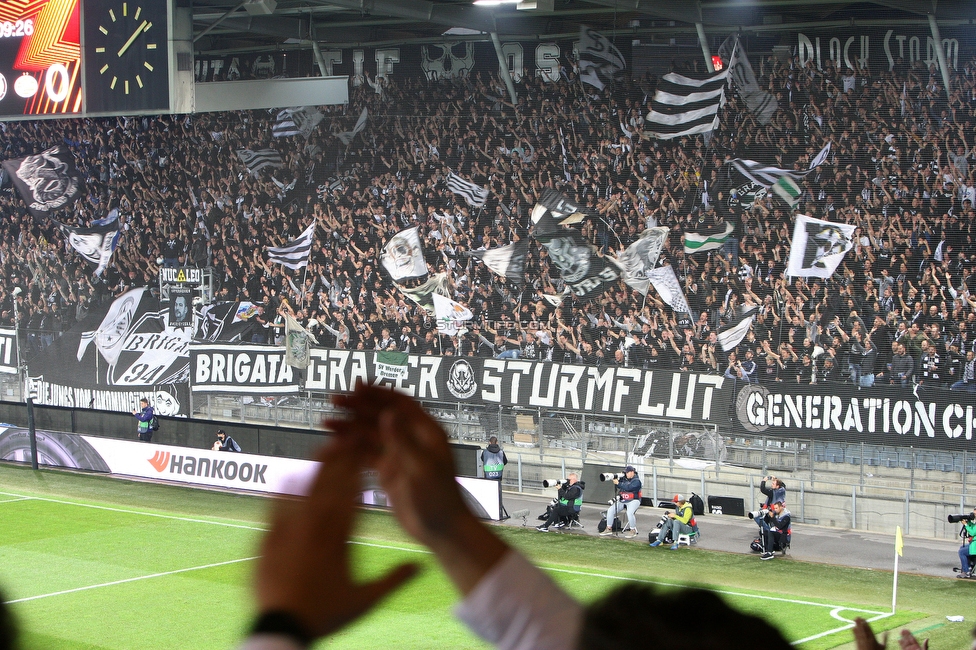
[578,26,626,91]
[272,107,324,139]
[237,148,284,175]
[787,214,856,279]
[335,107,369,145]
[446,171,489,208]
[380,227,428,281]
[729,143,830,208]
[398,272,450,315]
[644,69,729,139]
[57,209,120,277]
[468,239,529,284]
[267,223,316,270]
[533,227,621,301]
[719,36,778,125]
[530,189,588,233]
[616,227,669,295]
[731,144,830,187]
[2,145,85,218]
[646,265,691,316]
[718,305,759,352]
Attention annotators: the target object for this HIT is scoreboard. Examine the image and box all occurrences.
[0,0,174,118]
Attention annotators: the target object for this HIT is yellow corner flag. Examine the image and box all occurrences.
[895,526,904,557]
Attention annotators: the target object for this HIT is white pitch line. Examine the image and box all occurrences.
[540,566,888,616]
[0,496,32,504]
[6,556,258,604]
[790,612,894,645]
[0,490,266,532]
[0,487,894,643]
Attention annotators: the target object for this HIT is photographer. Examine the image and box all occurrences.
[650,494,695,550]
[956,508,976,578]
[213,429,241,452]
[756,501,791,560]
[599,466,642,537]
[759,476,786,509]
[536,473,583,532]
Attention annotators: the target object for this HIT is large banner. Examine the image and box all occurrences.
[26,288,192,416]
[0,428,502,519]
[792,27,970,72]
[734,383,976,452]
[190,344,730,423]
[195,39,632,86]
[0,328,17,375]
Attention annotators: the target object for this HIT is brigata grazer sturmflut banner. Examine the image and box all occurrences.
[190,343,730,423]
[734,382,976,452]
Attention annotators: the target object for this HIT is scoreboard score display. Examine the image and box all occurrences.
[0,0,82,116]
[0,0,172,118]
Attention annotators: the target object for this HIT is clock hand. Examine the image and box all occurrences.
[117,20,148,58]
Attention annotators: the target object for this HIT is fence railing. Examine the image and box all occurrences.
[185,390,974,541]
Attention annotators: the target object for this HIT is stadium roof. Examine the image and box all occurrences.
[191,0,976,56]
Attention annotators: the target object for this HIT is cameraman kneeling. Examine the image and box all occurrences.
[757,501,790,560]
[650,494,694,550]
[956,507,976,578]
[537,473,583,532]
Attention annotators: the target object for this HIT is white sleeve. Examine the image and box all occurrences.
[454,550,583,650]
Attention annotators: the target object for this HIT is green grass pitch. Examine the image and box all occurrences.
[0,463,970,649]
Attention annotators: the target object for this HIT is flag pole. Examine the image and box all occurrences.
[891,525,903,614]
[299,264,309,310]
[891,547,899,613]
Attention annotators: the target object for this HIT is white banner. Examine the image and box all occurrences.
[0,429,503,519]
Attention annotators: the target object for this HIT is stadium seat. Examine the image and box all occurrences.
[916,453,936,471]
[879,449,899,468]
[897,451,915,469]
[824,445,844,463]
[936,453,955,473]
[813,441,827,462]
[862,447,881,467]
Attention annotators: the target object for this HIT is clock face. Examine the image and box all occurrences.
[84,0,169,114]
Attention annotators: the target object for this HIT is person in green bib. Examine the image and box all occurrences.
[481,436,508,481]
[536,473,583,532]
[958,507,976,578]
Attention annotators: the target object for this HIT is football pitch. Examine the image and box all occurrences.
[0,463,968,650]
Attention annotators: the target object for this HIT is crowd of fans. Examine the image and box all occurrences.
[3,49,976,391]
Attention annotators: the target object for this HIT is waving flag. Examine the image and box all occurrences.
[3,145,85,218]
[432,293,473,335]
[284,313,317,368]
[616,227,669,295]
[237,149,283,175]
[718,305,759,352]
[720,35,778,125]
[644,69,729,139]
[273,107,324,138]
[646,266,691,316]
[683,222,734,254]
[787,215,856,279]
[578,26,626,91]
[380,227,427,281]
[267,223,316,270]
[335,107,369,145]
[468,239,529,283]
[446,171,489,208]
[57,209,120,277]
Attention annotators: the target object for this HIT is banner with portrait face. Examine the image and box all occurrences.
[169,286,194,329]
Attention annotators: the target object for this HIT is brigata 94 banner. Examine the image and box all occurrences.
[0,0,82,116]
